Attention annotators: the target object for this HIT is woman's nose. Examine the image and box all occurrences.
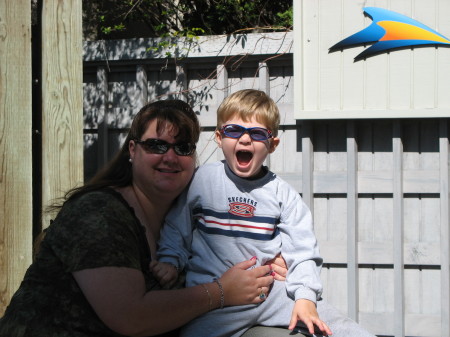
[162,147,179,161]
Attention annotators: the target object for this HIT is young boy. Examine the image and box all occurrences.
[153,90,374,337]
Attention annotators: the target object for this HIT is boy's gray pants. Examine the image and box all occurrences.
[181,280,376,337]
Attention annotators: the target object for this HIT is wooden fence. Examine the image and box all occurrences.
[83,31,450,337]
[0,0,33,314]
[0,0,83,316]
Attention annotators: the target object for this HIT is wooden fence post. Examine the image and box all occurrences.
[0,0,33,315]
[41,0,83,226]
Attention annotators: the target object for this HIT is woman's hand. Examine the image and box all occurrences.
[219,258,274,306]
[265,253,287,281]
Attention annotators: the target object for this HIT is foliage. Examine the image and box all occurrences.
[82,0,292,40]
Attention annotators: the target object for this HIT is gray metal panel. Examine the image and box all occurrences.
[346,121,359,321]
[440,119,450,337]
[393,121,405,337]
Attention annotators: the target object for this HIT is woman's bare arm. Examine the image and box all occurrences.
[74,259,273,337]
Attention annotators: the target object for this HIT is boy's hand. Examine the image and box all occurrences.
[289,299,332,336]
[149,261,179,289]
[265,253,287,281]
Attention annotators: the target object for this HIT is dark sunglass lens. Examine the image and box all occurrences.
[224,125,244,138]
[175,143,194,156]
[250,128,269,141]
[137,139,194,156]
[142,139,168,154]
[155,143,169,154]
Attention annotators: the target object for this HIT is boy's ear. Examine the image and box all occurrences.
[215,129,223,148]
[269,137,280,153]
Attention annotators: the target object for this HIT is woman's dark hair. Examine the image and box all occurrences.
[48,99,200,212]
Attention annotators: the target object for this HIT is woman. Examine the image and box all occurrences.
[0,100,275,337]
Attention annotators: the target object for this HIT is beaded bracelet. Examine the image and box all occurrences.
[201,284,212,311]
[213,278,224,309]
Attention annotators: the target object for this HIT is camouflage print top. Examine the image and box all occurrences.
[0,188,178,337]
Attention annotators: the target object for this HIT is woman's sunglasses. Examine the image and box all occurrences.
[220,124,273,141]
[134,138,196,156]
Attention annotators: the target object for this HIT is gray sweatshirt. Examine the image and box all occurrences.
[157,160,323,303]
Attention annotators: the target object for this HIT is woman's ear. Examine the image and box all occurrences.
[269,137,280,153]
[215,129,223,148]
[129,139,136,160]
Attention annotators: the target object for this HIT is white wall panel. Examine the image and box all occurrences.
[297,0,450,119]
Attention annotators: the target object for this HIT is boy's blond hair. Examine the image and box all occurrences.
[216,89,280,137]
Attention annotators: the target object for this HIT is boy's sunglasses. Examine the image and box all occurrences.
[220,124,273,141]
[134,138,196,156]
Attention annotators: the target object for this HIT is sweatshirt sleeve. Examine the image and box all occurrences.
[157,189,193,270]
[277,185,323,303]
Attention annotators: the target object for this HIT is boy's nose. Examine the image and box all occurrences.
[239,131,252,143]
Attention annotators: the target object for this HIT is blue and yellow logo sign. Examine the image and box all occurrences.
[330,7,450,61]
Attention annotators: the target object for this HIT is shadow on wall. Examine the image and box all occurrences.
[306,119,439,153]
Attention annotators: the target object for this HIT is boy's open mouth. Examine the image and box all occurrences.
[237,150,253,165]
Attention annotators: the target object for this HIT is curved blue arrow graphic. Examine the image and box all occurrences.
[329,7,450,61]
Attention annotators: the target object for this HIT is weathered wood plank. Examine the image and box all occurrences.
[41,0,83,225]
[0,0,32,316]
